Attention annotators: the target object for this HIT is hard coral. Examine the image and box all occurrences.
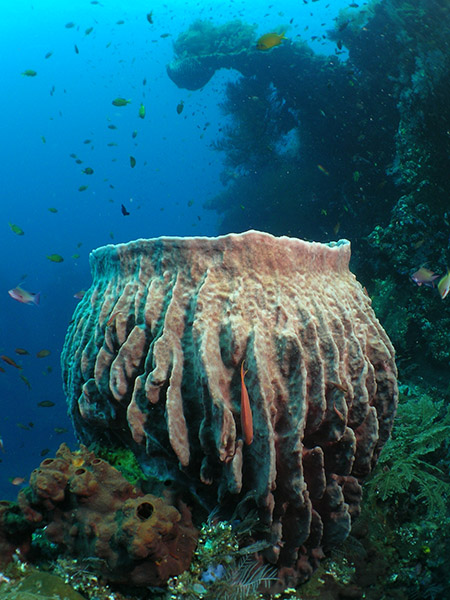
[17,444,198,586]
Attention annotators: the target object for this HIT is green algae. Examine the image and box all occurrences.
[0,572,87,600]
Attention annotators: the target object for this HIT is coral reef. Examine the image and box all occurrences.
[167,20,257,89]
[15,443,198,587]
[61,230,398,587]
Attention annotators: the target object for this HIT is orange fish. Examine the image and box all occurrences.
[256,31,286,50]
[1,355,21,369]
[240,362,253,445]
[106,310,122,327]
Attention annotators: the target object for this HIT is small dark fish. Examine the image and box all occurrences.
[131,130,137,139]
[17,423,32,431]
[15,348,29,355]
[48,207,58,213]
[107,124,117,129]
[146,11,153,24]
[37,400,55,407]
[78,185,88,192]
[45,51,53,59]
[112,97,130,107]
[65,22,75,29]
[9,223,24,235]
[46,254,64,262]
[20,374,32,390]
[176,100,184,115]
[54,427,68,434]
[160,33,170,38]
[22,69,37,77]
[121,204,130,216]
[82,167,94,174]
[36,349,51,358]
[74,44,79,54]
[1,355,21,369]
[116,19,125,25]
[40,448,50,456]
[85,26,94,35]
[130,156,136,168]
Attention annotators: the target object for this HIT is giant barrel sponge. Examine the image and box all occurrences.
[62,230,397,584]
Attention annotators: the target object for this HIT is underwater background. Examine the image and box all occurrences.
[0,0,349,501]
[1,0,450,598]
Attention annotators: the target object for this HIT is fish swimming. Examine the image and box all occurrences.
[8,285,40,305]
[9,223,24,235]
[47,254,64,262]
[256,31,286,51]
[1,355,22,369]
[438,269,450,299]
[112,97,131,106]
[411,267,439,287]
[240,362,253,445]
[106,310,122,327]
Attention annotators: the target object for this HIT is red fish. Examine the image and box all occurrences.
[8,285,40,305]
[106,311,122,327]
[240,362,253,445]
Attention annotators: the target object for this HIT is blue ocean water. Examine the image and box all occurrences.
[0,0,352,499]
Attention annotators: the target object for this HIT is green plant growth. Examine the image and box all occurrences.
[90,444,144,485]
[370,277,411,352]
[365,385,450,519]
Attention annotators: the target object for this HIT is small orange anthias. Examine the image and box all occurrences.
[240,362,253,445]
